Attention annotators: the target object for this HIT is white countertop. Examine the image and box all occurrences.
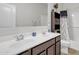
[0,32,60,55]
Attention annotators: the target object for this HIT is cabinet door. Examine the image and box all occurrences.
[38,50,46,55]
[32,44,46,55]
[47,45,55,55]
[56,41,61,55]
[32,39,55,55]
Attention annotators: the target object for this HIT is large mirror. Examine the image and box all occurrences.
[14,3,48,27]
[0,3,48,36]
[0,3,48,28]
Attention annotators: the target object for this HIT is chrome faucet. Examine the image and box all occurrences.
[16,33,24,41]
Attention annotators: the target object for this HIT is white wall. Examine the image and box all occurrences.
[11,3,48,26]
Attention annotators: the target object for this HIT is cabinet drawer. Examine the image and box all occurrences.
[32,38,55,55]
[19,49,31,55]
[56,36,60,42]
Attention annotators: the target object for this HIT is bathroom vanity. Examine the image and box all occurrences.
[0,32,60,55]
[18,33,61,55]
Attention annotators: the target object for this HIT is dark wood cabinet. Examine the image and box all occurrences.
[47,45,55,55]
[56,42,60,55]
[18,49,31,55]
[18,36,61,55]
[38,50,46,55]
[55,36,61,55]
[32,43,46,55]
[32,38,55,55]
[51,10,55,32]
[51,10,60,33]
